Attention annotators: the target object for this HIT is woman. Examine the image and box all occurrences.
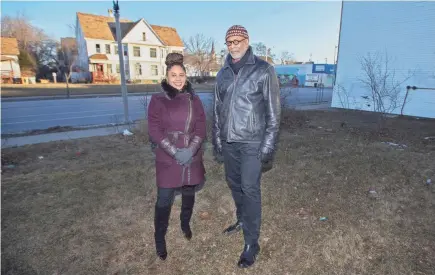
[147,53,206,261]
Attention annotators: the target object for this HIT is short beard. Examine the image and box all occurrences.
[230,47,248,60]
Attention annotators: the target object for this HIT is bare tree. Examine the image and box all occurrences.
[335,84,360,110]
[57,24,79,97]
[30,39,59,67]
[219,48,229,66]
[280,51,295,65]
[1,12,59,80]
[266,48,276,63]
[1,12,48,51]
[252,42,267,56]
[252,42,275,63]
[183,34,215,77]
[358,51,414,125]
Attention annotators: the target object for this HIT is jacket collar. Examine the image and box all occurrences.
[223,46,255,69]
[161,79,194,99]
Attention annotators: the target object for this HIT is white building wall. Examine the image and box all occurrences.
[332,1,435,118]
[85,38,118,60]
[127,44,165,63]
[1,55,21,78]
[77,17,184,82]
[75,19,89,71]
[128,61,162,81]
[122,20,163,46]
[168,46,184,54]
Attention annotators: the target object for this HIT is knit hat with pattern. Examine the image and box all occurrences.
[225,25,249,41]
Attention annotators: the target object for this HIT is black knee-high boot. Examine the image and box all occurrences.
[154,205,171,260]
[180,186,195,240]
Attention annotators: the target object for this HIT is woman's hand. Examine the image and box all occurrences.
[174,148,194,165]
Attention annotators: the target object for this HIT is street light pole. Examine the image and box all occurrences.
[113,0,129,124]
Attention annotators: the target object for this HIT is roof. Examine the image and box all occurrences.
[1,56,15,61]
[77,12,183,47]
[89,54,108,60]
[1,37,20,55]
[77,12,131,41]
[150,25,184,47]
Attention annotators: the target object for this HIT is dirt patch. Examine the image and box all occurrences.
[2,110,435,274]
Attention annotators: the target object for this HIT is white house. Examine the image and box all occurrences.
[331,1,435,118]
[1,37,21,83]
[75,11,184,83]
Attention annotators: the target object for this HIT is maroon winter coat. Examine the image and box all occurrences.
[148,80,206,188]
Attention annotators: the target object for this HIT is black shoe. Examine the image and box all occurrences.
[182,226,192,240]
[154,205,171,261]
[180,187,195,241]
[156,247,167,261]
[222,221,242,235]
[237,243,260,268]
[155,231,168,261]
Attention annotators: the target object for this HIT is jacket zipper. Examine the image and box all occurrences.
[182,95,193,186]
[227,67,243,142]
[184,96,193,147]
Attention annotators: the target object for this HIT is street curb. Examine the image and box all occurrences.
[1,90,214,102]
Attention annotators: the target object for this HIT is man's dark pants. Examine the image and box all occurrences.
[222,141,263,245]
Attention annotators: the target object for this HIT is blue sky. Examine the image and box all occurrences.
[1,1,342,63]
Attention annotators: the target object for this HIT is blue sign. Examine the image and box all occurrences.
[312,64,335,74]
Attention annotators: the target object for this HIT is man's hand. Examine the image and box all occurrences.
[175,148,194,165]
[257,146,274,163]
[214,148,224,163]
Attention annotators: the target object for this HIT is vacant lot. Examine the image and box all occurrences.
[2,110,434,275]
[0,83,214,98]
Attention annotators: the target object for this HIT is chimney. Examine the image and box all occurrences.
[108,9,113,17]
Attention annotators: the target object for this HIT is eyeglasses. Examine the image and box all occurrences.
[224,39,246,46]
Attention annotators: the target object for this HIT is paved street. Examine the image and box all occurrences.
[1,87,332,134]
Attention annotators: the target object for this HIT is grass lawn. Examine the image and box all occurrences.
[1,109,434,275]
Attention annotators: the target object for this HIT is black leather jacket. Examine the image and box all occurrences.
[213,48,281,153]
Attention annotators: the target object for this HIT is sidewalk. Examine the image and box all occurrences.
[2,103,333,148]
[1,126,122,148]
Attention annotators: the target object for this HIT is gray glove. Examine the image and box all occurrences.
[174,148,194,165]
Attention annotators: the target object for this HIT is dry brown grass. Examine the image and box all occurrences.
[2,109,435,275]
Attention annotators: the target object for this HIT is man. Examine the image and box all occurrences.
[213,25,281,268]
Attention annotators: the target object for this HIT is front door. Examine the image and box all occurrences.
[96,64,104,75]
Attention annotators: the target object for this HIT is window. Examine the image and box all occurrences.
[135,63,142,75]
[151,65,158,76]
[116,64,120,73]
[114,45,118,54]
[142,32,146,41]
[161,49,165,59]
[107,64,113,74]
[96,44,101,53]
[133,46,141,57]
[105,44,111,54]
[123,45,128,56]
[150,48,157,58]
